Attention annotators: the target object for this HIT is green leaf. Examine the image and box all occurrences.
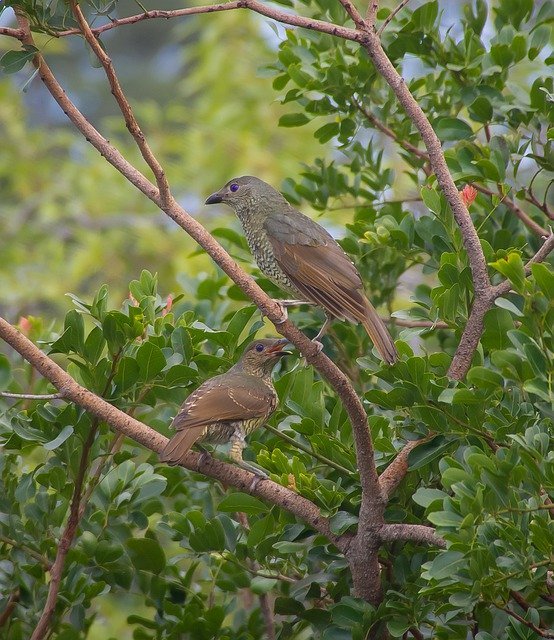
[126,537,166,573]
[0,354,12,389]
[469,96,493,123]
[84,326,106,365]
[434,117,473,141]
[250,576,278,594]
[218,493,267,514]
[0,46,38,74]
[426,551,465,579]
[329,511,358,535]
[523,378,552,403]
[489,252,526,293]
[278,113,310,127]
[43,425,74,450]
[412,487,447,507]
[408,436,451,469]
[113,357,140,392]
[136,342,166,381]
[427,510,464,527]
[531,262,554,299]
[467,366,503,390]
[314,122,339,143]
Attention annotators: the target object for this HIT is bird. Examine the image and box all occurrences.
[160,338,289,476]
[205,176,398,364]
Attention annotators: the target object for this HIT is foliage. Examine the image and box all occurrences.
[1,0,553,639]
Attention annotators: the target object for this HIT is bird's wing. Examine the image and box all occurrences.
[171,377,274,432]
[264,211,368,322]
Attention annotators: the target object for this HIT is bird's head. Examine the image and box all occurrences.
[205,176,286,216]
[237,338,290,376]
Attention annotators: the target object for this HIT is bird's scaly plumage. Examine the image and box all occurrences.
[160,338,288,470]
[205,176,398,364]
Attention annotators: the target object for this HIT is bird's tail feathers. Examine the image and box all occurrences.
[160,428,202,465]
[361,301,398,365]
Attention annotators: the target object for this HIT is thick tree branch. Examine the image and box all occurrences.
[0,26,25,38]
[0,316,342,548]
[379,524,446,548]
[31,421,98,640]
[365,0,379,26]
[14,13,383,537]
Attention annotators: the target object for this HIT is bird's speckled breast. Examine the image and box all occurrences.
[237,210,300,295]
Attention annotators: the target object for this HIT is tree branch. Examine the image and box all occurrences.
[336,0,366,30]
[0,316,342,548]
[497,606,554,638]
[365,0,379,26]
[0,391,63,400]
[0,590,20,629]
[54,1,360,42]
[378,437,432,502]
[0,26,25,38]
[30,420,98,640]
[0,535,51,570]
[377,0,412,35]
[15,11,383,541]
[379,524,446,548]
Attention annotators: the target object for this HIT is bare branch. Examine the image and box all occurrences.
[365,0,379,26]
[70,0,170,204]
[31,421,98,640]
[0,316,341,548]
[378,437,432,502]
[0,27,25,39]
[336,0,366,29]
[377,0,412,35]
[0,391,63,400]
[379,524,446,548]
[385,317,449,329]
[55,1,360,42]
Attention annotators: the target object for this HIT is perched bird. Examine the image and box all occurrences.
[205,176,398,364]
[160,338,289,475]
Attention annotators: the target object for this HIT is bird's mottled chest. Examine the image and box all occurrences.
[240,218,298,293]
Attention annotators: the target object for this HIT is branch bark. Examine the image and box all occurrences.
[379,524,446,548]
[378,437,432,502]
[0,316,342,548]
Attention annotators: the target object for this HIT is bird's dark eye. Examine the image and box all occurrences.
[255,343,264,352]
[230,183,239,193]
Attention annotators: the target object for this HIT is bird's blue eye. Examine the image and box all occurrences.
[230,183,239,193]
[255,344,264,352]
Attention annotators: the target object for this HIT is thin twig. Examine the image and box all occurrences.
[52,1,361,42]
[473,184,549,237]
[70,0,170,205]
[265,424,353,475]
[0,391,63,400]
[0,535,52,570]
[377,0,412,35]
[496,605,554,638]
[0,590,20,628]
[385,317,449,329]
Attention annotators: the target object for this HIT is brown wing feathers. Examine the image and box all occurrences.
[270,237,398,364]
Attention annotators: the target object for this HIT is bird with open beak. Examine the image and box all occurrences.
[160,338,290,476]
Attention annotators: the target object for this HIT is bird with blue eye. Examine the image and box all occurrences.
[160,338,290,477]
[205,176,398,364]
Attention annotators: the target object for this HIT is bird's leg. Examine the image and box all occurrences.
[268,299,313,324]
[230,430,269,487]
[311,315,333,352]
[195,443,213,467]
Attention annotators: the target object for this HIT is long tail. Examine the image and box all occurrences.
[159,428,202,465]
[361,300,398,365]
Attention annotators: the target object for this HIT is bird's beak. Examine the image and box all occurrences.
[205,190,223,205]
[267,338,291,356]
